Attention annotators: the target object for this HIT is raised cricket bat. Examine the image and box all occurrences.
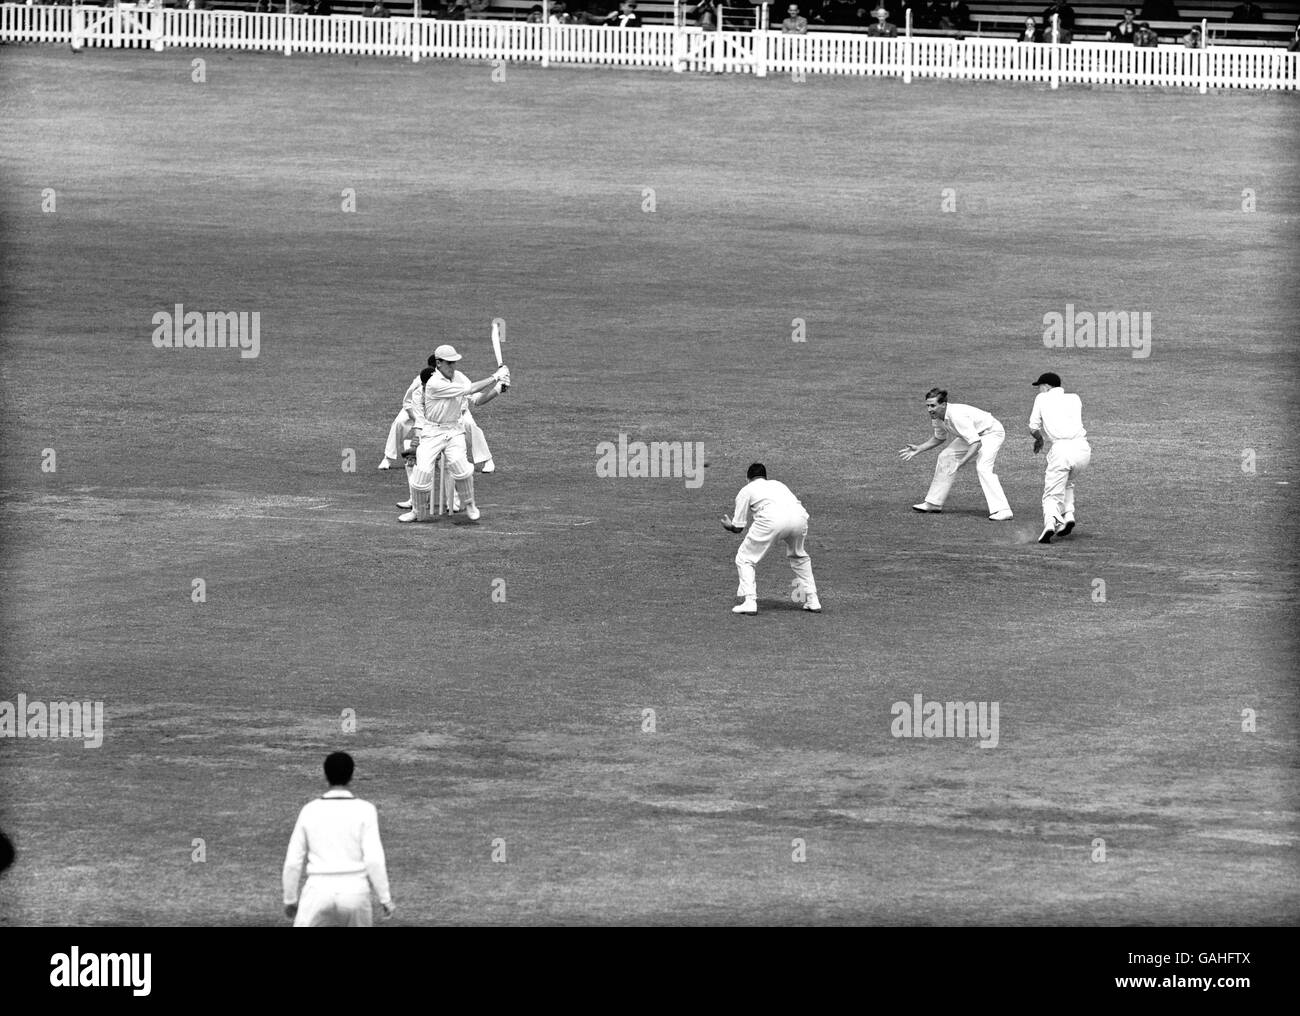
[491,319,508,389]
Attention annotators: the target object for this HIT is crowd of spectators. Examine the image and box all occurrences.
[103,0,1300,50]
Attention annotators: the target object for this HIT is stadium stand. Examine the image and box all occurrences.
[65,0,1299,46]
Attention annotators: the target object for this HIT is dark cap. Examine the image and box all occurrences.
[1031,372,1061,387]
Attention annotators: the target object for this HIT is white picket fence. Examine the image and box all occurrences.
[2,5,1296,91]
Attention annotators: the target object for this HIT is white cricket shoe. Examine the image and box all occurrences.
[732,598,757,615]
[398,511,417,524]
[911,502,942,513]
[396,499,413,510]
[1059,514,1076,536]
[378,459,393,470]
[802,595,822,613]
[988,509,1014,521]
[481,459,495,474]
[1037,516,1065,543]
[465,502,481,521]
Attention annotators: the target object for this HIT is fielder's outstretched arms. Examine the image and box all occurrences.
[899,387,1013,521]
[723,462,821,615]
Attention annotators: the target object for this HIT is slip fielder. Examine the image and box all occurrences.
[898,387,1013,521]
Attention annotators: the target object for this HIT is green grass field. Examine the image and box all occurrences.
[1,45,1297,925]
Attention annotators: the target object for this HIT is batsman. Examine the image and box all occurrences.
[401,343,510,523]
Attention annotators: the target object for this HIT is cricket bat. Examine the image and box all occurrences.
[492,319,508,390]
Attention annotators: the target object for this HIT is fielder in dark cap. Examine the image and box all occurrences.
[1028,373,1091,544]
[721,462,821,615]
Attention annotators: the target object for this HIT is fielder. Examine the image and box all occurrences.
[401,344,509,523]
[1028,371,1091,544]
[721,462,821,615]
[282,752,395,928]
[898,388,1013,520]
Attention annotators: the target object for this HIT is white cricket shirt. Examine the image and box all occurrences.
[732,478,807,528]
[933,403,1003,444]
[414,369,473,433]
[1029,387,1087,443]
[400,375,421,414]
[282,789,392,905]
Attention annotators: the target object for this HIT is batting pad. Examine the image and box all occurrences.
[413,487,432,521]
[410,466,436,492]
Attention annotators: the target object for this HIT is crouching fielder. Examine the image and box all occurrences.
[400,344,508,523]
[721,462,821,615]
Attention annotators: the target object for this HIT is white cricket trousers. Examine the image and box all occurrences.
[735,510,816,600]
[1042,438,1091,527]
[294,874,373,928]
[925,430,1010,514]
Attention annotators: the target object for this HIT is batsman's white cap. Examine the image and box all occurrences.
[433,343,462,362]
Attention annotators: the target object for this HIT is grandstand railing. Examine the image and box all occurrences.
[2,4,1296,90]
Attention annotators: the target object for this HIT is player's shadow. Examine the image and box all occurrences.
[758,598,813,612]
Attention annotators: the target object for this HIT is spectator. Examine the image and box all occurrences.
[1040,2,1074,33]
[781,4,808,32]
[549,2,573,24]
[822,0,855,24]
[847,6,872,28]
[1108,7,1137,41]
[604,1,641,27]
[1043,19,1072,43]
[866,5,896,35]
[440,0,466,18]
[1018,16,1041,42]
[1289,20,1300,51]
[367,1,391,15]
[935,1,970,33]
[691,0,717,29]
[1229,2,1263,22]
[1139,1,1178,20]
[253,0,273,11]
[805,0,836,25]
[526,3,543,20]
[307,0,331,13]
[1180,24,1202,47]
[1132,21,1159,46]
[465,0,490,17]
[884,1,918,27]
